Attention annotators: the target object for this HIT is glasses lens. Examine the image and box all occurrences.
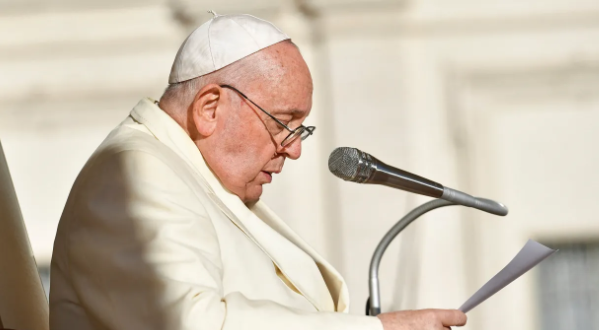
[281,126,316,147]
[300,126,315,140]
[281,129,303,148]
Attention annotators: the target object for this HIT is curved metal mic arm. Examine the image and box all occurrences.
[366,199,459,316]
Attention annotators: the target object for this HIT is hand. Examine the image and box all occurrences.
[377,309,467,330]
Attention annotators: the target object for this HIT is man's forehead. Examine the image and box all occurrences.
[238,44,313,116]
[265,83,312,114]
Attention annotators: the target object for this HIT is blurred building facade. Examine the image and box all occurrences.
[1,0,599,329]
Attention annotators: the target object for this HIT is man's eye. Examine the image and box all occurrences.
[267,121,285,133]
[273,118,291,128]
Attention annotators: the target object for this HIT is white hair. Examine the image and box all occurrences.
[159,61,252,113]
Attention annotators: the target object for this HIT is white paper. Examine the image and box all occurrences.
[459,239,557,313]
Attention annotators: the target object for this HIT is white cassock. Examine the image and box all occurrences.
[49,98,383,330]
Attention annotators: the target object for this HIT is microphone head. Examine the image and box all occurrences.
[328,147,376,183]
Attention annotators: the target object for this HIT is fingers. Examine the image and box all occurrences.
[434,309,467,327]
[377,309,466,330]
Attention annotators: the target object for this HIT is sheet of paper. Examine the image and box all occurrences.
[459,239,557,313]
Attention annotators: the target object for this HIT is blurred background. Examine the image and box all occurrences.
[1,0,599,329]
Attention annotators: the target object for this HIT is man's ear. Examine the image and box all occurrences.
[191,84,222,137]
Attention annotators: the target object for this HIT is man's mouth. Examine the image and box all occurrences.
[261,171,273,183]
[261,167,282,183]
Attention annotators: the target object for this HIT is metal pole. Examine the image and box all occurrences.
[0,141,49,330]
[368,199,456,316]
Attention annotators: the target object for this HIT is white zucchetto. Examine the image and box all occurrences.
[168,11,290,84]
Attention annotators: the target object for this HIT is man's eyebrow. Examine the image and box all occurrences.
[273,108,305,116]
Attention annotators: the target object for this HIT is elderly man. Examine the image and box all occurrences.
[50,13,467,330]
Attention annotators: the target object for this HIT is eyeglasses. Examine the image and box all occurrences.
[220,85,316,148]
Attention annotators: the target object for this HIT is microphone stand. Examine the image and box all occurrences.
[366,199,459,316]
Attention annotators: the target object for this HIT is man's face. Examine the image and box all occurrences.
[197,42,313,203]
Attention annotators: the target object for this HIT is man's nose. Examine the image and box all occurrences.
[281,139,302,160]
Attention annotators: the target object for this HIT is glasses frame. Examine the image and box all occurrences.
[220,84,316,148]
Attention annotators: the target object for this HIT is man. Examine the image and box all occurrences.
[50,12,467,330]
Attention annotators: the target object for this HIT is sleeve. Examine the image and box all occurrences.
[65,150,383,330]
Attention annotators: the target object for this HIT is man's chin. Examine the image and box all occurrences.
[242,185,263,205]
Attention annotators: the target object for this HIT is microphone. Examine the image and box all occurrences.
[328,147,508,216]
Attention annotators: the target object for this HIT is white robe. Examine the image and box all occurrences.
[49,98,383,330]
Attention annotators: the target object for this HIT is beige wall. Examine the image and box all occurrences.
[1,0,599,329]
